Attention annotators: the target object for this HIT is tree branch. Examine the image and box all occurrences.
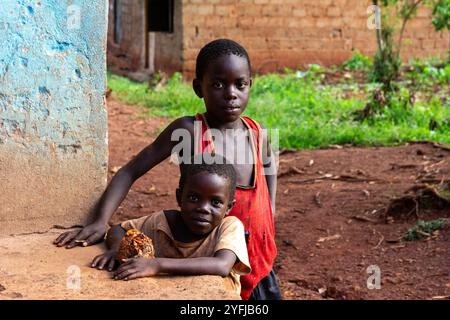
[373,0,384,52]
[397,0,424,59]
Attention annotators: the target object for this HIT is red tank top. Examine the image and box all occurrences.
[194,113,278,300]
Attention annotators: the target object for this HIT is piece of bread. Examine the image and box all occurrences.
[116,229,155,263]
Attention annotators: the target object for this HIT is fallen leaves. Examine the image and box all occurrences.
[277,166,304,178]
[293,208,306,214]
[351,215,378,223]
[287,277,309,288]
[317,286,346,299]
[389,244,406,250]
[291,174,382,185]
[317,234,341,243]
[370,227,384,249]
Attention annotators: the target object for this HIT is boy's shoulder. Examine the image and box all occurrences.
[218,216,245,234]
[170,115,196,132]
[241,115,266,129]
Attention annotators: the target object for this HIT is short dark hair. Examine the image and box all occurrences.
[195,38,251,80]
[179,155,237,202]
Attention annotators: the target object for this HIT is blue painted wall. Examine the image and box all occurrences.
[0,1,108,234]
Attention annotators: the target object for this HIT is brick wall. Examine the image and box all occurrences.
[181,0,449,79]
[107,0,448,80]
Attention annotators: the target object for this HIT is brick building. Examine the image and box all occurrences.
[108,0,449,80]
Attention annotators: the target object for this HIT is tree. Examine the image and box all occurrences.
[429,0,450,60]
[370,0,425,85]
[357,0,449,119]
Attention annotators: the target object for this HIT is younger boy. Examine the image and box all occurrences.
[91,159,251,296]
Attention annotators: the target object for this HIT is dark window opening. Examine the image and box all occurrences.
[147,0,174,33]
[113,0,121,43]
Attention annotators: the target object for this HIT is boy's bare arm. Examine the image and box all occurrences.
[113,249,237,280]
[260,124,277,215]
[54,117,195,248]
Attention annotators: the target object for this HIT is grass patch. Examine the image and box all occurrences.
[107,65,450,150]
[404,219,449,241]
[342,50,373,70]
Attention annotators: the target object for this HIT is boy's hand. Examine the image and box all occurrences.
[91,250,118,272]
[53,222,107,248]
[113,257,159,281]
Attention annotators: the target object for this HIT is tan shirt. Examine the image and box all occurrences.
[120,210,251,296]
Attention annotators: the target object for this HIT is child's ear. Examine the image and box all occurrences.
[249,78,253,88]
[226,199,236,215]
[192,78,203,98]
[176,188,182,207]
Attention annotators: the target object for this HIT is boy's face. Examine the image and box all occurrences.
[194,54,252,123]
[176,171,235,237]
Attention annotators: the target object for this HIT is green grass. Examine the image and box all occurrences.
[342,50,373,70]
[108,67,450,150]
[404,219,449,241]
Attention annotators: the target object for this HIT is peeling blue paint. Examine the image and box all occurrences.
[74,68,82,79]
[0,1,108,160]
[38,86,50,95]
[2,119,25,137]
[47,40,73,54]
[19,56,28,67]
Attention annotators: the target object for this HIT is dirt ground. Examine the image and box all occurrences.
[107,97,450,300]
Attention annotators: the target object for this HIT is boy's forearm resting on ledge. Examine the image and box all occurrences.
[103,225,238,279]
[114,249,238,280]
[90,224,126,271]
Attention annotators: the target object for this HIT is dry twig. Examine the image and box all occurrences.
[278,166,304,178]
[314,192,322,208]
[352,215,378,223]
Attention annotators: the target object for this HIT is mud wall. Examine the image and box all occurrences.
[155,0,184,76]
[0,0,108,234]
[107,0,146,75]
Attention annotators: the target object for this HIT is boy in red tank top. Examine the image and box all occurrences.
[54,39,282,300]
